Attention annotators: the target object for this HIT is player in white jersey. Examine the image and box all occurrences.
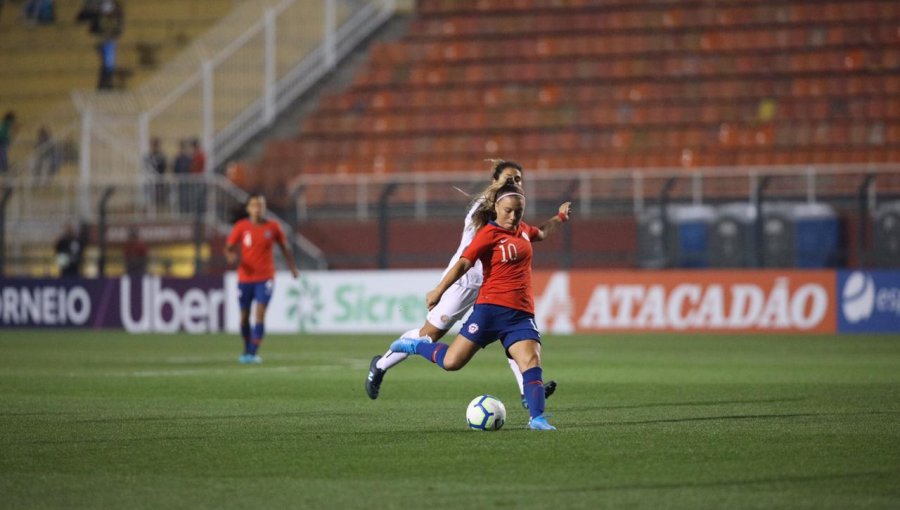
[365,160,556,407]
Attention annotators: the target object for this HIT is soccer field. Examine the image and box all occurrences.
[1,331,898,509]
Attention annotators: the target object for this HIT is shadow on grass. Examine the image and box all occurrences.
[568,409,900,428]
[562,397,808,413]
[562,470,895,493]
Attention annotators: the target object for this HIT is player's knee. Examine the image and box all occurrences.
[420,323,445,342]
[442,354,465,371]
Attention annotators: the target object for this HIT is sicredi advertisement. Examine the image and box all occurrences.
[224,270,437,334]
[837,271,900,333]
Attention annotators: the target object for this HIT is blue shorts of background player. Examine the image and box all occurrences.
[459,303,541,353]
[237,279,274,362]
[238,279,274,311]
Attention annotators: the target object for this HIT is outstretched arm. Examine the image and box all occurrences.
[535,201,572,241]
[426,257,473,310]
[278,241,300,278]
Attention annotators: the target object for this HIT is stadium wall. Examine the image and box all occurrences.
[2,270,898,334]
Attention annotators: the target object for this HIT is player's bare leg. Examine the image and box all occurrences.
[388,333,480,371]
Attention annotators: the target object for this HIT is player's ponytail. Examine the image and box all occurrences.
[471,179,525,230]
[469,160,525,230]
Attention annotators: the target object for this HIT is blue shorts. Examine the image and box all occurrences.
[460,303,541,352]
[238,279,274,311]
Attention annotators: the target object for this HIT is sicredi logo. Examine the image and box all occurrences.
[841,271,875,323]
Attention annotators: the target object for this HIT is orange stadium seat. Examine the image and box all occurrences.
[249,0,899,205]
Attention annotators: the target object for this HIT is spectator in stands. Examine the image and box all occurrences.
[0,111,16,175]
[122,227,148,275]
[92,0,123,90]
[190,138,206,174]
[23,0,55,25]
[55,222,87,278]
[145,137,166,175]
[145,137,167,206]
[75,0,102,25]
[33,125,60,182]
[173,139,193,213]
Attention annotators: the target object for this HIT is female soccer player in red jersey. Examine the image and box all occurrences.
[366,160,556,407]
[225,194,299,364]
[390,179,571,430]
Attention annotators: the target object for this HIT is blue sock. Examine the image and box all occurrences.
[415,342,448,369]
[240,322,251,354]
[248,323,265,355]
[522,367,545,418]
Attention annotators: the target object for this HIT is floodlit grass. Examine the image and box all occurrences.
[1,331,899,509]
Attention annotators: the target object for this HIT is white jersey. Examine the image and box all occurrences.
[441,198,485,289]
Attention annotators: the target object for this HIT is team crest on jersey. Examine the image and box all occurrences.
[440,315,450,324]
[468,323,479,334]
[264,230,272,239]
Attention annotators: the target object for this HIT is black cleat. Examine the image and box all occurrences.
[521,380,558,409]
[365,355,386,400]
[544,380,557,399]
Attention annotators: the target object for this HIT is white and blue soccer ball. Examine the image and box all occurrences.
[465,394,506,431]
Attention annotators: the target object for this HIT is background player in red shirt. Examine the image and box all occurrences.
[390,179,571,430]
[225,194,299,364]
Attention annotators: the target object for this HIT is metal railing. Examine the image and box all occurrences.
[287,164,900,221]
[0,173,326,276]
[2,0,395,267]
[68,0,395,191]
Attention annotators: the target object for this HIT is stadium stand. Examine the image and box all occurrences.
[0,0,237,166]
[252,0,900,192]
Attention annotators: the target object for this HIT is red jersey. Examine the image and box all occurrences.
[461,221,541,314]
[226,218,285,282]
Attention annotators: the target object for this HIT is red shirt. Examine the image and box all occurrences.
[191,150,206,174]
[226,218,285,282]
[461,221,541,314]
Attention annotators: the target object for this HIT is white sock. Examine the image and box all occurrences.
[375,328,428,371]
[376,350,408,371]
[508,357,524,395]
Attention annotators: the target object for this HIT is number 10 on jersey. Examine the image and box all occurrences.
[498,243,518,262]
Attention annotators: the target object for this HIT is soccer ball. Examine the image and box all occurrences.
[465,394,506,431]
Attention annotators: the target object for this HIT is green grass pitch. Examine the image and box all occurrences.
[1,331,899,509]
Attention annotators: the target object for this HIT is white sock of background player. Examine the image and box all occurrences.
[375,327,429,371]
[508,357,525,395]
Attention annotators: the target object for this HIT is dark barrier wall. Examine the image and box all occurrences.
[300,217,638,269]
